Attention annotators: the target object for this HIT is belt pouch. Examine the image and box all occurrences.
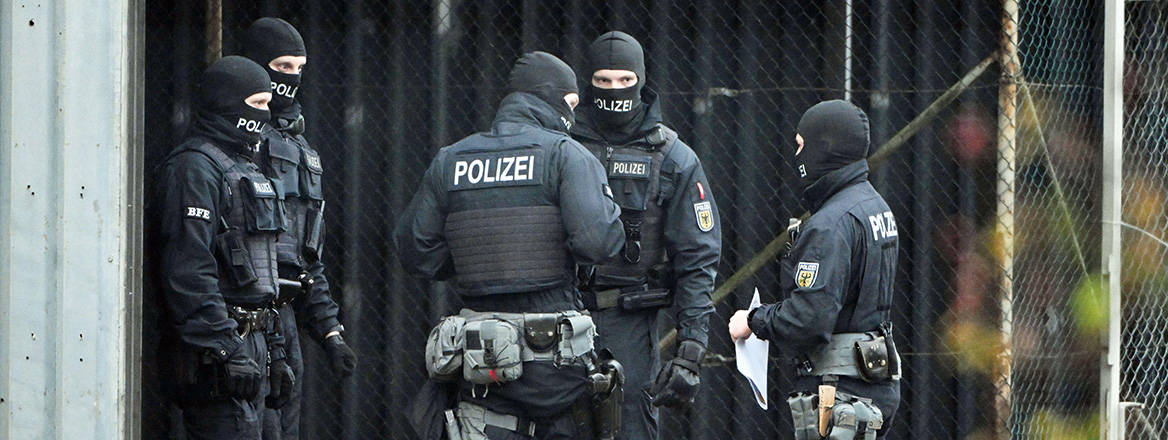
[425,316,467,382]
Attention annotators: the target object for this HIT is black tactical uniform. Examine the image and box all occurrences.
[748,100,900,438]
[242,18,357,440]
[158,56,292,440]
[571,31,720,440]
[395,52,625,439]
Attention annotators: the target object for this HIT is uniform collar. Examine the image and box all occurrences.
[801,160,869,212]
[492,92,571,134]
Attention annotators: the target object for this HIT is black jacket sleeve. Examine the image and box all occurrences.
[556,140,625,265]
[748,217,851,352]
[295,256,342,341]
[159,151,243,360]
[662,143,720,347]
[394,150,456,280]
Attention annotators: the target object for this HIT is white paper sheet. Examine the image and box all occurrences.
[735,288,770,410]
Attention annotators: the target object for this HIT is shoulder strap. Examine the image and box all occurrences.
[164,139,235,174]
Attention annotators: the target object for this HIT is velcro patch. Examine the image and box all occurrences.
[795,262,819,288]
[609,158,651,179]
[185,206,212,222]
[693,201,714,232]
[603,184,613,199]
[251,180,275,197]
[448,150,543,191]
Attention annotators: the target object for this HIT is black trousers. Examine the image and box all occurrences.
[173,331,271,440]
[592,307,660,440]
[262,303,303,440]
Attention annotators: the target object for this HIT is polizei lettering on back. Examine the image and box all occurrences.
[868,211,898,241]
[595,98,633,112]
[449,150,543,191]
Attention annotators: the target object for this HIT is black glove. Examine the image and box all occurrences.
[265,357,295,409]
[324,334,358,377]
[222,348,263,401]
[649,339,706,409]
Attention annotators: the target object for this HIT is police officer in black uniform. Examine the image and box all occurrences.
[158,55,295,439]
[395,51,625,439]
[242,17,358,440]
[729,100,900,439]
[571,31,721,440]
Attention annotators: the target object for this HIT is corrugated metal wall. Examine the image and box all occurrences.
[0,1,141,438]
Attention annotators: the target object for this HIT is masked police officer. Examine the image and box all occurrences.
[158,55,295,439]
[395,51,626,439]
[571,31,721,439]
[729,100,900,439]
[241,17,359,440]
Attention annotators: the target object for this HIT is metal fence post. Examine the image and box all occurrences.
[1101,0,1125,438]
[995,0,1019,436]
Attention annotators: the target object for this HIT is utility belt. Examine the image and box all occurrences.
[787,389,884,440]
[274,272,313,307]
[227,304,277,339]
[795,323,901,384]
[580,284,672,312]
[445,402,537,439]
[442,348,626,440]
[425,308,597,386]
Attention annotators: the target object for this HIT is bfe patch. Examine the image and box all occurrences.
[795,262,819,288]
[185,206,212,222]
[693,201,714,232]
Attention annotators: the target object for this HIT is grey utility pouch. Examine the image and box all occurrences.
[463,318,524,384]
[425,315,466,382]
[786,392,820,440]
[826,392,884,440]
[556,313,596,364]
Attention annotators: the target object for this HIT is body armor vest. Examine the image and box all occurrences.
[186,141,285,305]
[582,124,678,287]
[262,130,325,274]
[442,132,573,296]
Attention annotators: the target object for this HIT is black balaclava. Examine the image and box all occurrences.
[794,99,870,189]
[192,56,272,152]
[243,17,306,120]
[584,31,646,129]
[507,51,579,132]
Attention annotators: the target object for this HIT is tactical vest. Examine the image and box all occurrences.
[839,182,899,332]
[262,130,326,271]
[183,141,286,305]
[584,124,679,287]
[442,132,573,296]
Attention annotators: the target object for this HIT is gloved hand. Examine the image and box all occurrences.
[222,348,263,401]
[324,334,358,378]
[265,358,295,409]
[649,339,706,409]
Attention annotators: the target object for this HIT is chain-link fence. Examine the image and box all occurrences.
[140,1,1121,438]
[1122,0,1168,437]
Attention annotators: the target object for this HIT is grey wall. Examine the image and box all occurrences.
[0,0,141,438]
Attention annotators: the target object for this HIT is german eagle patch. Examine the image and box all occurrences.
[795,262,819,288]
[693,201,714,232]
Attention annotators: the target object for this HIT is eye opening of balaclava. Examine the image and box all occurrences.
[244,17,306,119]
[507,51,579,132]
[793,99,870,189]
[195,55,272,151]
[584,31,646,129]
